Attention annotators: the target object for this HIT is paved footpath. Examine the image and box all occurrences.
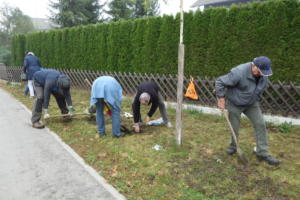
[0,88,125,200]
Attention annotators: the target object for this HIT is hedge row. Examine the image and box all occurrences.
[11,0,300,83]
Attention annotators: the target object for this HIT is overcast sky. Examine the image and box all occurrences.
[0,0,198,19]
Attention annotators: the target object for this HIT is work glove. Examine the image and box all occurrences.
[43,109,50,119]
[68,106,75,115]
[83,108,90,114]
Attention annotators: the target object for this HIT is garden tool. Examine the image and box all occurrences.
[44,112,93,119]
[223,110,248,166]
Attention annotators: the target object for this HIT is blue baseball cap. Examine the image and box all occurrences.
[253,56,272,76]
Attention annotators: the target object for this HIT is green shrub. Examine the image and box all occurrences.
[11,0,300,83]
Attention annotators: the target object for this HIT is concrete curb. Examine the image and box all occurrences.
[165,102,300,126]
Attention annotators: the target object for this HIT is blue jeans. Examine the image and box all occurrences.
[96,98,121,137]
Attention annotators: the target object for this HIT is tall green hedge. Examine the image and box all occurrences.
[11,0,300,83]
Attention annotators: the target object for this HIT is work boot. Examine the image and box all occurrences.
[166,122,172,128]
[32,121,45,129]
[256,155,280,166]
[95,133,106,140]
[112,132,125,138]
[226,146,237,155]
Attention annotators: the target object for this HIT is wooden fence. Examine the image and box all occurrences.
[1,66,299,118]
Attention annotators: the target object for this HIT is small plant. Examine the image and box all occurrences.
[277,122,293,134]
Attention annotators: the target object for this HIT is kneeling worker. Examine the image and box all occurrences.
[89,76,123,138]
[132,81,171,133]
[31,69,75,128]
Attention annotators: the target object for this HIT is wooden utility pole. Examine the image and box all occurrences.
[176,0,184,145]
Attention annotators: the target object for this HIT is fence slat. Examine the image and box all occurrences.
[1,66,299,118]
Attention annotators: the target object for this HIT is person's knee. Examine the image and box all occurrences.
[36,97,43,102]
[254,121,266,130]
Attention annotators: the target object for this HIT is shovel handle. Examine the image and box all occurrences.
[223,110,239,147]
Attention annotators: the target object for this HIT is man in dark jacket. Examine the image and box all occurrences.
[31,69,75,128]
[215,56,279,165]
[132,81,171,133]
[23,52,42,98]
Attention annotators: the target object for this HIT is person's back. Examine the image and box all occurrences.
[89,76,123,137]
[91,76,122,109]
[33,69,60,86]
[23,53,41,80]
[137,82,159,103]
[24,54,41,68]
[23,51,42,97]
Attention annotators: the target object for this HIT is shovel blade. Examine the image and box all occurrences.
[237,148,248,166]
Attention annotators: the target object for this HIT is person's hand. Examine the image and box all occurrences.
[83,108,90,114]
[145,116,151,123]
[68,106,75,115]
[88,104,96,114]
[217,98,225,111]
[132,123,140,133]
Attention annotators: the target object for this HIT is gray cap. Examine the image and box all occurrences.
[57,75,70,89]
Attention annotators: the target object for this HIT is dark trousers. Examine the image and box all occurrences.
[31,83,68,123]
[227,101,269,156]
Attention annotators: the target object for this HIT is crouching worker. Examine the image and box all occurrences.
[88,76,123,138]
[215,56,279,165]
[31,69,75,128]
[132,81,171,133]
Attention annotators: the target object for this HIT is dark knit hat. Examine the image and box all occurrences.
[57,75,70,89]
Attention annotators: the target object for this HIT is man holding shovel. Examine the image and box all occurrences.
[215,56,279,165]
[31,69,74,128]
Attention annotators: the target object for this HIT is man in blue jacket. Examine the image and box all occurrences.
[88,76,123,138]
[31,69,75,128]
[23,51,42,98]
[215,56,279,165]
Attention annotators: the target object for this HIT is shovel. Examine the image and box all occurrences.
[44,112,93,119]
[223,110,248,166]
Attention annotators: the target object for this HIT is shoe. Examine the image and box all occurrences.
[166,122,172,128]
[99,133,107,137]
[95,133,107,139]
[256,155,280,166]
[112,132,125,138]
[226,146,237,155]
[32,121,45,129]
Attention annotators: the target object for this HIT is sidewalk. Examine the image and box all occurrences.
[0,88,125,200]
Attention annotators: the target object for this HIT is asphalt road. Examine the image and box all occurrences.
[0,88,125,200]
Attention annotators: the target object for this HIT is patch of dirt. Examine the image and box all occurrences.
[171,151,290,200]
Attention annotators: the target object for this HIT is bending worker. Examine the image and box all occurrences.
[89,76,123,138]
[31,69,75,128]
[132,81,171,133]
[215,56,279,165]
[23,51,42,98]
